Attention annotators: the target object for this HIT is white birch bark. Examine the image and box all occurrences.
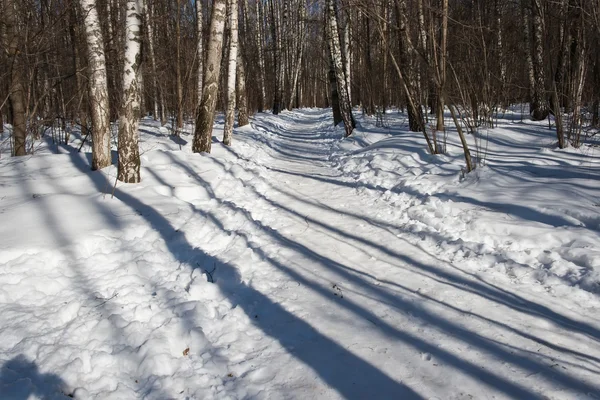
[326,0,354,136]
[255,0,267,112]
[142,0,159,120]
[192,0,227,153]
[531,0,548,120]
[196,0,204,110]
[343,19,352,106]
[118,0,142,183]
[288,0,306,110]
[223,0,238,146]
[80,0,112,170]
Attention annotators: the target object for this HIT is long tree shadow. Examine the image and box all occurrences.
[164,152,600,398]
[63,152,423,399]
[0,355,70,399]
[12,156,178,400]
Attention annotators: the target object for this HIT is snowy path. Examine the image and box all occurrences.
[1,109,600,399]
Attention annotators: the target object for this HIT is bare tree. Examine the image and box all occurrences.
[117,0,143,183]
[326,0,354,137]
[192,0,227,153]
[80,0,112,170]
[223,0,239,146]
[4,0,27,156]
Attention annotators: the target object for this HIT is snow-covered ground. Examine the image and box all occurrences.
[1,109,599,399]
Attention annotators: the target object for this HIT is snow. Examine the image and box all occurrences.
[1,108,600,399]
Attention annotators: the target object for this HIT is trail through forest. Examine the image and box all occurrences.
[1,109,600,399]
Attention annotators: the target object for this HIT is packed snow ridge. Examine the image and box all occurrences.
[1,108,600,399]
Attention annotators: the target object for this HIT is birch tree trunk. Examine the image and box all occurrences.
[255,0,267,112]
[223,0,238,146]
[80,0,112,170]
[435,0,448,133]
[118,0,142,183]
[343,14,352,106]
[5,0,27,156]
[175,0,183,130]
[236,51,249,127]
[143,0,160,122]
[530,0,548,120]
[192,0,227,153]
[270,0,283,115]
[326,0,354,137]
[327,37,342,126]
[522,1,537,114]
[288,0,306,110]
[196,0,204,111]
[392,0,434,153]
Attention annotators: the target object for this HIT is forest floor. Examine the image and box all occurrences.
[1,108,600,399]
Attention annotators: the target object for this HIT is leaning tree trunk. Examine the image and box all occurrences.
[391,0,434,153]
[223,0,238,146]
[80,0,112,170]
[326,0,354,137]
[192,0,227,153]
[117,0,142,183]
[288,1,307,110]
[5,0,27,156]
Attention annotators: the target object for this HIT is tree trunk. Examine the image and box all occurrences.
[223,0,238,146]
[192,0,227,153]
[117,0,142,183]
[435,0,448,133]
[327,39,342,126]
[392,0,432,152]
[288,1,306,111]
[270,0,283,115]
[522,1,537,114]
[343,15,352,106]
[142,0,160,122]
[326,0,354,137]
[448,103,474,173]
[237,51,249,127]
[255,0,267,112]
[117,0,143,183]
[530,0,548,120]
[196,0,204,112]
[175,0,183,130]
[80,0,112,170]
[5,0,27,156]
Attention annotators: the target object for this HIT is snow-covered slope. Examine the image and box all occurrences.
[1,109,599,399]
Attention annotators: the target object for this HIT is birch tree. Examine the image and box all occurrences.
[530,0,548,121]
[326,0,354,137]
[223,0,239,146]
[237,51,249,127]
[117,0,142,183]
[196,0,204,111]
[80,0,112,170]
[192,0,227,153]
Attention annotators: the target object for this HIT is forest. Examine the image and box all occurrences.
[1,1,600,399]
[2,0,599,169]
